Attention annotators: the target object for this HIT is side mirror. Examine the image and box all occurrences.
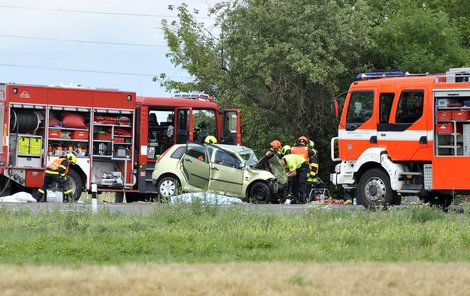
[239,162,246,169]
[330,99,339,118]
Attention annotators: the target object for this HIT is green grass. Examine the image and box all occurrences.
[1,204,470,265]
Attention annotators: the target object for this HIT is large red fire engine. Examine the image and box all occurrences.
[330,68,470,207]
[0,83,241,201]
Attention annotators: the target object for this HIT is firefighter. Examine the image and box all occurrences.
[264,139,282,159]
[204,135,217,144]
[280,153,309,204]
[292,136,319,198]
[34,153,77,203]
[306,139,319,187]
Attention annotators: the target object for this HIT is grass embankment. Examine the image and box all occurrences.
[1,204,470,265]
[1,263,470,296]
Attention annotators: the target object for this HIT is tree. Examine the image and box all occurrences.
[158,0,470,185]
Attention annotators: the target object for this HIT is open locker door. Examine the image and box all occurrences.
[221,109,241,145]
[175,107,193,144]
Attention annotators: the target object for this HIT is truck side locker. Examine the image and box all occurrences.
[221,109,241,145]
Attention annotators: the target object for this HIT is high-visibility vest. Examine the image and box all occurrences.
[46,158,69,175]
[291,146,309,160]
[283,154,307,171]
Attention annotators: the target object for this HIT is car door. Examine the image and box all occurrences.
[208,147,244,196]
[181,143,210,190]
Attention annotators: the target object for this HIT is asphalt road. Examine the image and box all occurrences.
[0,202,367,215]
[0,196,462,215]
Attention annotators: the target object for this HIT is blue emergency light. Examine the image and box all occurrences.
[355,71,406,81]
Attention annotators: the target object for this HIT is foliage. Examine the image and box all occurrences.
[1,206,470,265]
[158,1,470,184]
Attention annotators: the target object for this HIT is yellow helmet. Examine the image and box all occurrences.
[67,153,77,164]
[204,135,217,144]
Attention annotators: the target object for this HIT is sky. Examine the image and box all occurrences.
[0,0,219,97]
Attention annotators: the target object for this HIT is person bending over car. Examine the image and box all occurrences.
[280,154,309,204]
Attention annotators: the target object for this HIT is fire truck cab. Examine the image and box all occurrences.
[0,83,241,201]
[330,68,470,207]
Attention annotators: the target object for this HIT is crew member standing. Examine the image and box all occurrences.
[34,153,77,203]
[281,153,309,204]
[307,139,319,187]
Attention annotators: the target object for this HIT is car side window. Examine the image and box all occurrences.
[170,146,186,159]
[214,149,241,168]
[186,145,207,162]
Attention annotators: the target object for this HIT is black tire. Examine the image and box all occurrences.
[115,192,124,203]
[65,169,83,201]
[0,175,12,197]
[157,176,180,199]
[248,182,272,204]
[421,192,453,209]
[356,168,397,208]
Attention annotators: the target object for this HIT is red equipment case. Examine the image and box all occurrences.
[452,110,470,121]
[437,110,452,121]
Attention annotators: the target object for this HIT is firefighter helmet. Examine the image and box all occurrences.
[67,153,77,164]
[270,140,282,150]
[204,135,217,144]
[297,135,309,145]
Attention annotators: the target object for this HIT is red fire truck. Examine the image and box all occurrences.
[0,83,241,202]
[330,68,470,207]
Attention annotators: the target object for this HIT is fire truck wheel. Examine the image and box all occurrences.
[65,170,83,201]
[157,176,180,199]
[357,168,397,208]
[248,182,271,204]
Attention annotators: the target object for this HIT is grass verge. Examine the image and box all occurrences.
[0,204,470,264]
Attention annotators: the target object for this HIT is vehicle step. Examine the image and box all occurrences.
[397,189,421,194]
[399,172,422,176]
[401,184,423,190]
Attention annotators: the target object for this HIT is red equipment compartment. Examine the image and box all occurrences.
[436,123,454,134]
[94,133,112,141]
[436,110,452,121]
[26,170,45,187]
[452,110,470,121]
[48,130,61,138]
[72,130,89,140]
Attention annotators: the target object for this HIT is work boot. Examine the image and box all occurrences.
[34,189,46,202]
[63,193,70,203]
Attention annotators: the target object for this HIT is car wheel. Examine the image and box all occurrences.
[356,168,397,209]
[248,182,272,204]
[157,176,180,199]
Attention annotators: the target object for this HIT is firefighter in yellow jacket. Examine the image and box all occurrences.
[34,153,77,203]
